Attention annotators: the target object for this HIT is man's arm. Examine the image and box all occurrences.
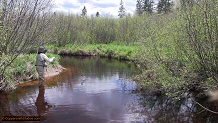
[41,54,55,62]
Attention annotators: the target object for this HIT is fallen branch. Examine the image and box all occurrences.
[191,97,218,114]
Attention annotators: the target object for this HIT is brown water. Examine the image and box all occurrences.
[0,56,142,123]
[1,56,218,123]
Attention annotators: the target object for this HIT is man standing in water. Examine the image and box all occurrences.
[35,46,55,87]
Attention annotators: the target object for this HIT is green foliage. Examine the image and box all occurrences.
[132,0,218,97]
[47,44,138,61]
[1,0,217,96]
[48,13,157,46]
[3,53,60,90]
[179,0,218,82]
[0,0,52,90]
[46,8,218,97]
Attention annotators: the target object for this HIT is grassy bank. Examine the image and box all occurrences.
[46,44,139,61]
[46,43,218,98]
[3,53,60,90]
[2,44,139,91]
[4,42,216,98]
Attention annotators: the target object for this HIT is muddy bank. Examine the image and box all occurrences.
[18,65,66,87]
[44,65,66,77]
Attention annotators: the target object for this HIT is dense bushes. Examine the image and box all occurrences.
[133,0,218,97]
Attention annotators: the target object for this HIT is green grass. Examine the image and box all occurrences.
[46,43,139,61]
[4,53,60,90]
[3,43,137,90]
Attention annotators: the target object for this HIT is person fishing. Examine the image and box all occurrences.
[35,46,55,87]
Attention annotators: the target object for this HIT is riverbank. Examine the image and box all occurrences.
[18,64,66,88]
[46,44,139,62]
[3,43,215,98]
[0,53,63,91]
[17,45,138,88]
[45,44,217,99]
[44,64,66,78]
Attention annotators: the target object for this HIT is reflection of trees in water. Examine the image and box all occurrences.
[191,97,218,123]
[0,92,12,117]
[0,87,53,121]
[115,78,136,91]
[0,87,39,117]
[60,56,136,80]
[131,92,218,123]
[4,93,37,116]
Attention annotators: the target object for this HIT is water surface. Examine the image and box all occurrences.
[1,56,142,123]
[1,56,218,123]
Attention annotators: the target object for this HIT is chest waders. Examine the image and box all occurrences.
[35,54,46,87]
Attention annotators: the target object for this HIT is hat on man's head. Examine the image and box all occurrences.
[38,46,47,53]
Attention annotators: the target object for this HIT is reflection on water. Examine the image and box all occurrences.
[35,86,53,121]
[1,56,218,123]
[0,56,140,123]
[133,92,218,123]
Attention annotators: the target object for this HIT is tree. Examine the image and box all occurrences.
[96,12,100,17]
[136,0,143,15]
[0,0,52,90]
[180,0,218,83]
[82,6,87,17]
[143,0,154,13]
[118,0,126,18]
[157,0,173,13]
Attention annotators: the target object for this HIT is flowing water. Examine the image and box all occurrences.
[1,56,218,123]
